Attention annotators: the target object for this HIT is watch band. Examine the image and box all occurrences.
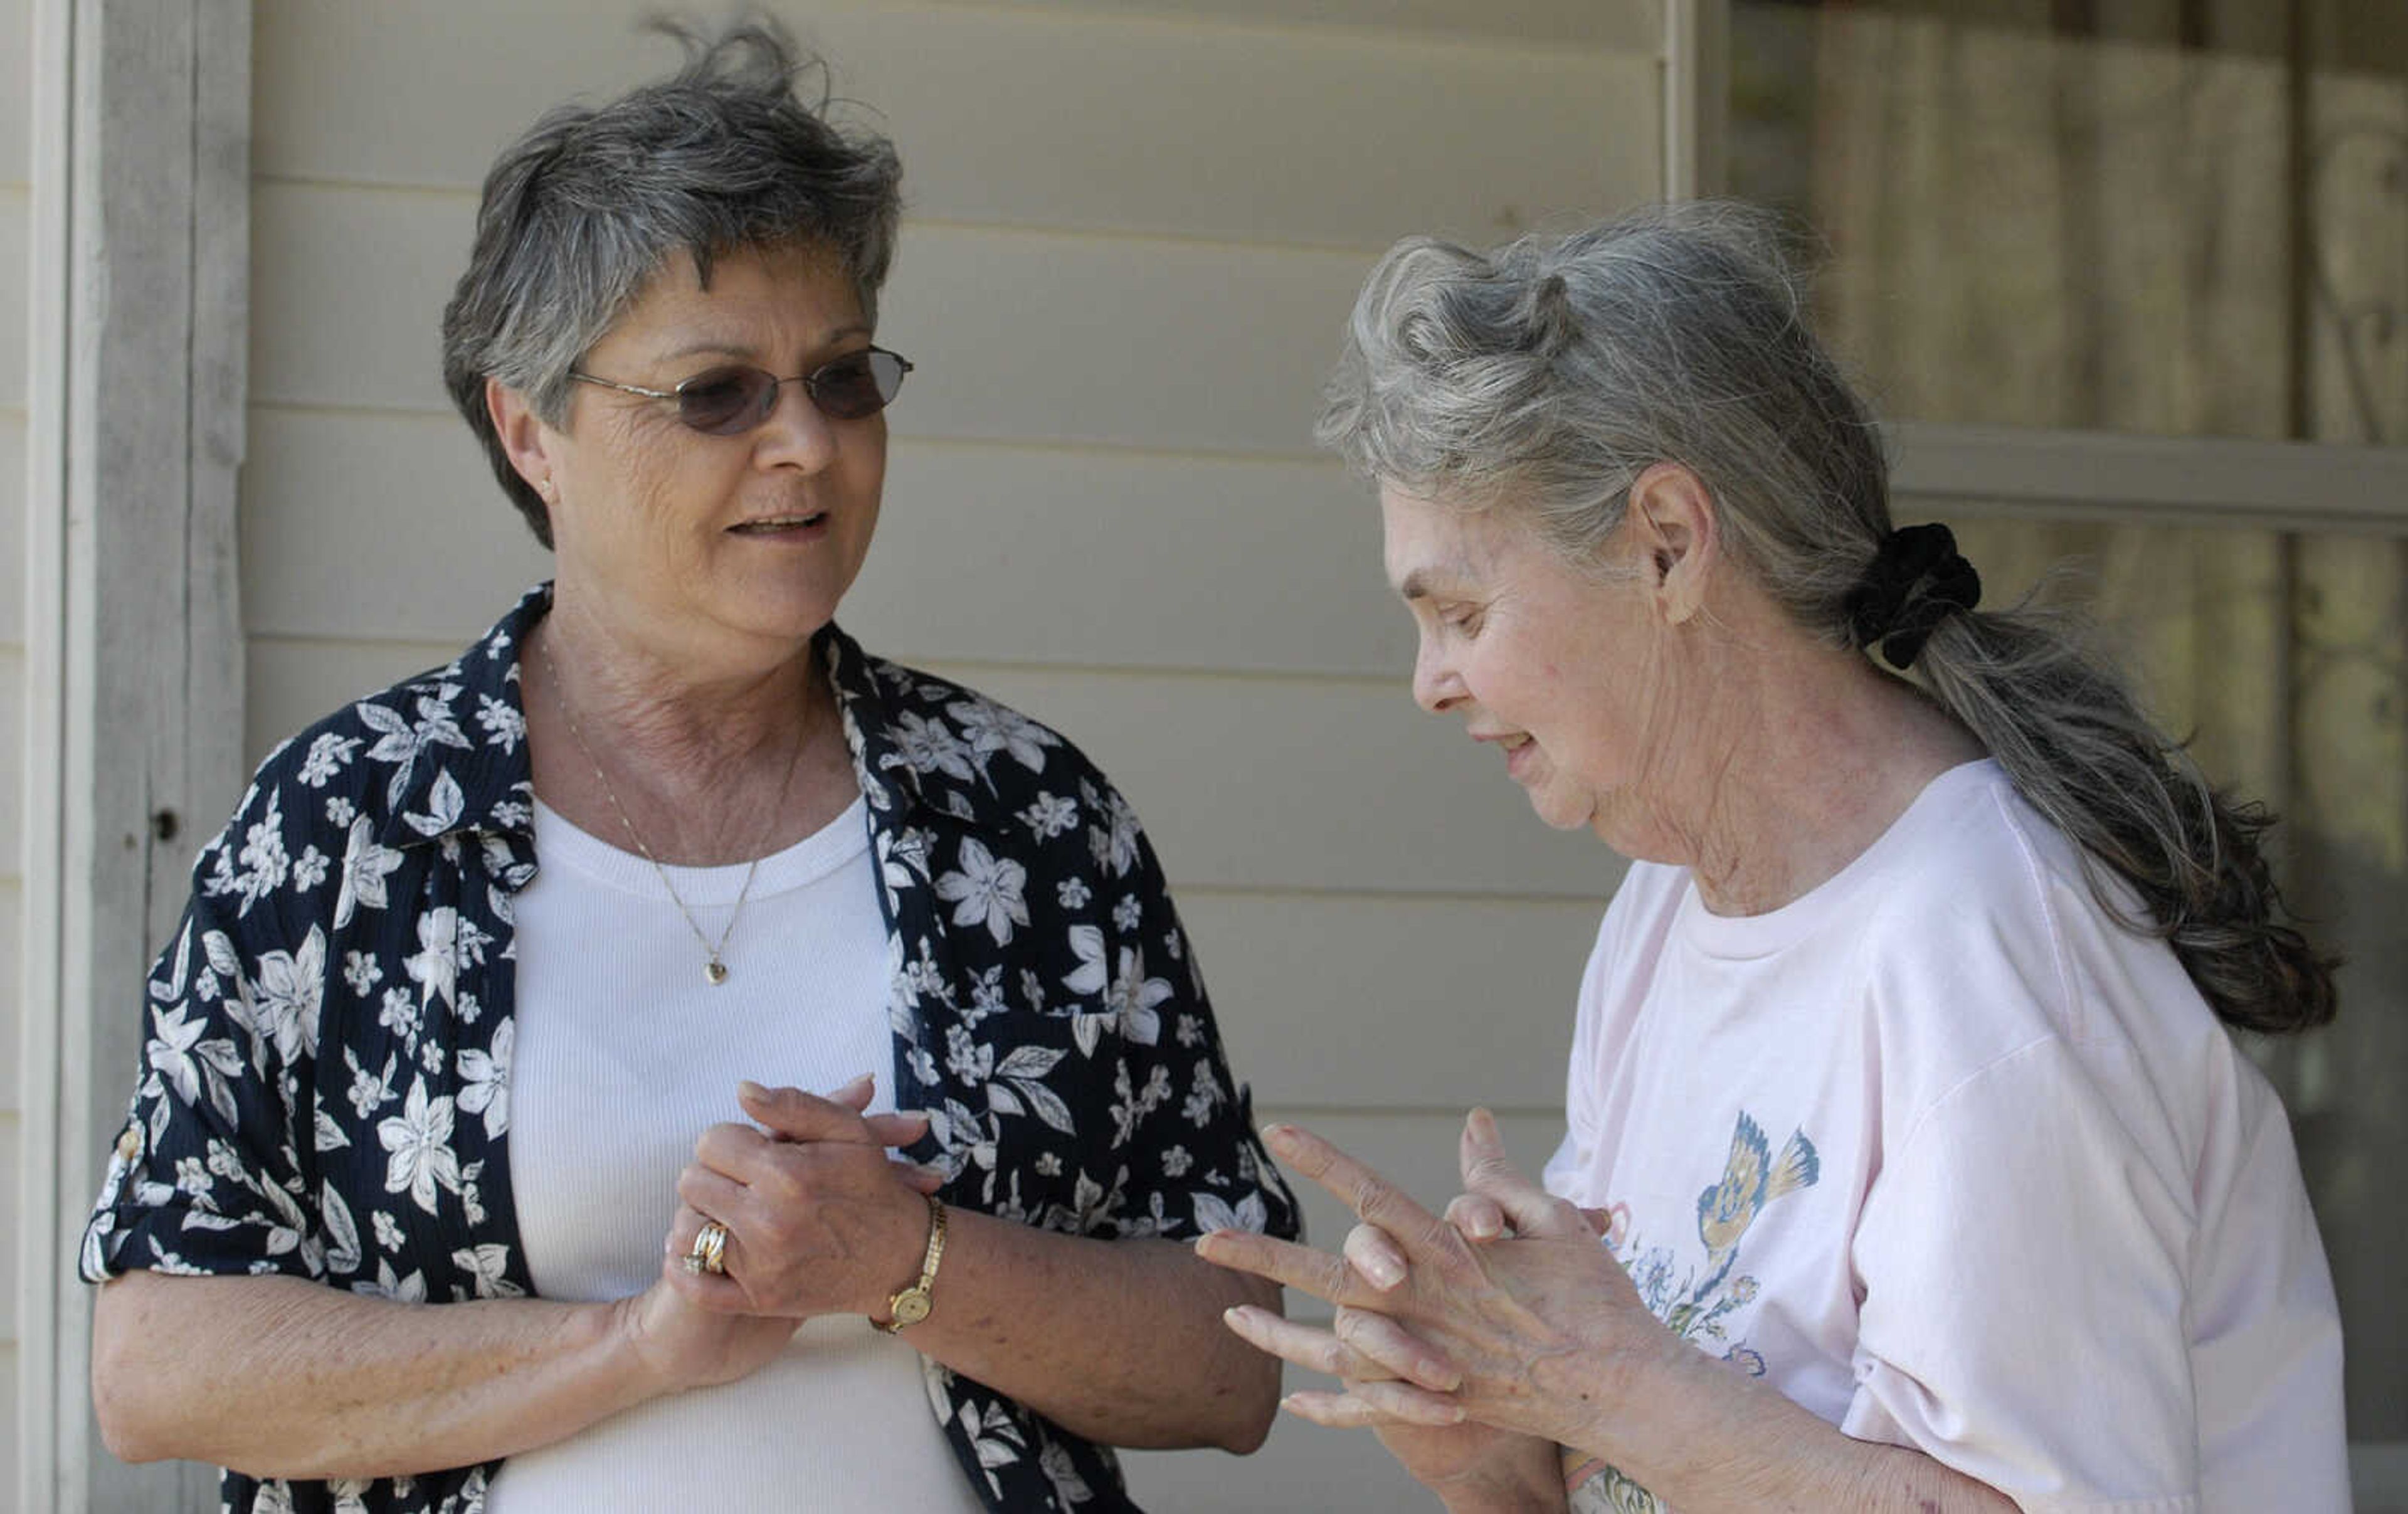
[879,1194,948,1333]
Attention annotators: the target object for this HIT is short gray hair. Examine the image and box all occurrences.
[1321,202,2335,1035]
[440,18,903,546]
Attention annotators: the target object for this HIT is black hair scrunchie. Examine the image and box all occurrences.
[1843,522,1982,671]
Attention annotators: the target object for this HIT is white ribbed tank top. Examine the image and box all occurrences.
[483,796,983,1513]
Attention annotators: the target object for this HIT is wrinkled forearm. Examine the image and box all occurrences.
[904,1215,1282,1452]
[92,1271,655,1480]
[1432,1436,1570,1513]
[1569,1344,2018,1514]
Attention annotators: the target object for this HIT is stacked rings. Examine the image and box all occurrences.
[685,1219,730,1276]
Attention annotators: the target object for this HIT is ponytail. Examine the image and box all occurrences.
[1907,595,2337,1034]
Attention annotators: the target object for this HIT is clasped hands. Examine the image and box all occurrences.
[625,1074,939,1392]
[663,1072,939,1320]
[1196,1109,1673,1481]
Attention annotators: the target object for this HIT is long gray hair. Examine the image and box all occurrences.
[1319,202,2334,1035]
[440,18,902,546]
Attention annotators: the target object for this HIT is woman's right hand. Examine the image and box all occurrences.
[1226,1284,1565,1510]
[1213,1131,1625,1510]
[616,1259,799,1394]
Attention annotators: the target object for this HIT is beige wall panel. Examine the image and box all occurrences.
[238,408,551,641]
[827,445,1409,675]
[0,1342,13,1498]
[1185,889,1597,1110]
[243,407,1412,677]
[1016,0,1659,51]
[246,638,1617,897]
[0,650,19,867]
[857,12,1652,251]
[0,0,25,186]
[0,882,16,1114]
[0,190,25,410]
[255,3,1656,252]
[877,230,1365,455]
[916,660,1620,897]
[3,0,23,1481]
[253,185,1376,458]
[248,186,467,416]
[0,410,22,643]
[0,1114,14,1335]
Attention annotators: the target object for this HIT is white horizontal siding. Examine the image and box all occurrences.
[0,4,20,187]
[238,408,553,644]
[0,879,16,1113]
[0,1107,15,1338]
[1001,0,1659,51]
[0,410,21,642]
[0,1341,14,1501]
[0,189,25,410]
[243,410,1411,678]
[1187,891,1598,1109]
[0,649,21,891]
[252,186,1380,454]
[915,660,1617,896]
[3,0,26,1491]
[253,1,1654,251]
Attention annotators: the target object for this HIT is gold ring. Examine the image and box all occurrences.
[689,1219,730,1276]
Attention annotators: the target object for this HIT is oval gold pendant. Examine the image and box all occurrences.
[704,960,729,986]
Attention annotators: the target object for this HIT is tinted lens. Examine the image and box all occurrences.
[674,367,780,435]
[808,349,909,420]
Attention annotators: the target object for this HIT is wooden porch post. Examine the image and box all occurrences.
[19,2,248,1508]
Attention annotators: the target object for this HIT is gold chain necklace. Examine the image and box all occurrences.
[537,636,810,987]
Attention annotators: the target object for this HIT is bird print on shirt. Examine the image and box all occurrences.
[1564,1109,1821,1514]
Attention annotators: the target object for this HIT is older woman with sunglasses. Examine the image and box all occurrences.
[80,24,1294,1514]
[1200,206,2347,1512]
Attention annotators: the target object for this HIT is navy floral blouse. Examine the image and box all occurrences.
[82,583,1301,1513]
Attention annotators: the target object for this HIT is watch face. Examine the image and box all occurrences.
[892,1290,931,1326]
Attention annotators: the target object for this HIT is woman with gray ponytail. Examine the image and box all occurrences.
[1201,204,2345,1512]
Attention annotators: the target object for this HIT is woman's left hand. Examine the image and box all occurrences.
[1196,1109,1679,1454]
[666,1075,943,1321]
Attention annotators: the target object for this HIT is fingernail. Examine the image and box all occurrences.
[1362,1256,1403,1289]
[1423,1361,1461,1392]
[738,1079,768,1101]
[1277,1395,1300,1416]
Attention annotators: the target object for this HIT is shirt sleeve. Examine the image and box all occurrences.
[81,776,335,1286]
[1842,1035,2202,1513]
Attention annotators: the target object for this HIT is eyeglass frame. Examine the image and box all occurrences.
[565,345,915,432]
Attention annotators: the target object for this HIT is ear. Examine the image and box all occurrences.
[1625,462,1720,625]
[487,376,564,513]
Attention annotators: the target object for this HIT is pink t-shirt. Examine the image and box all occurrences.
[1543,761,2346,1513]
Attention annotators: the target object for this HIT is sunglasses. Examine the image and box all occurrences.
[568,346,914,435]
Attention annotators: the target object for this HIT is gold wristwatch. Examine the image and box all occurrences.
[879,1194,948,1333]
